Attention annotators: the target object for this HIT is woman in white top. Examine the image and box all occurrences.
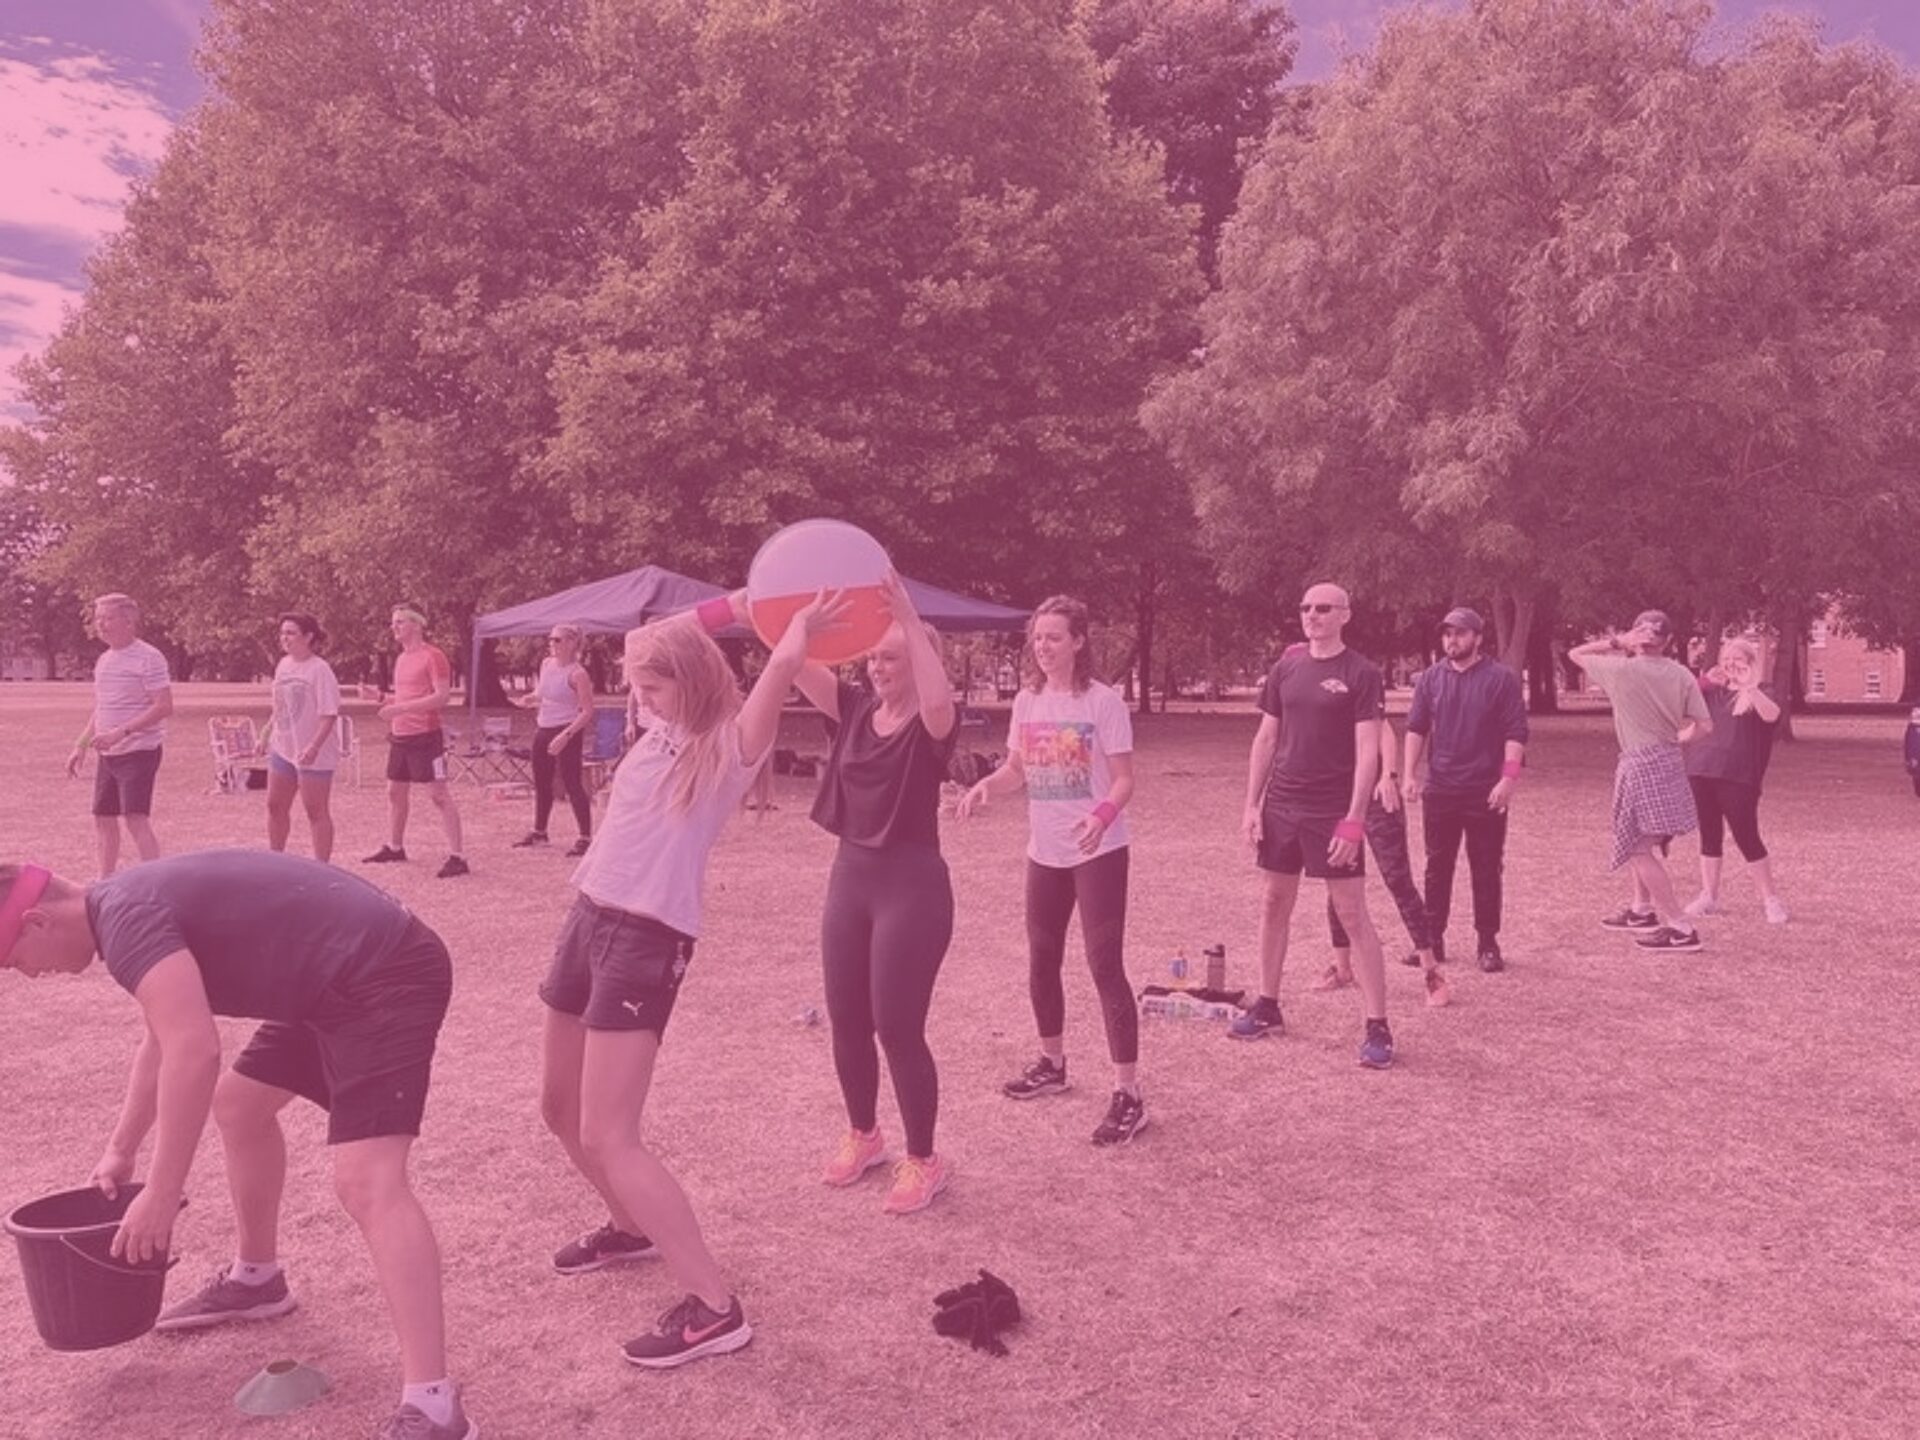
[537,588,846,1370]
[514,623,596,855]
[265,613,342,862]
[958,596,1145,1147]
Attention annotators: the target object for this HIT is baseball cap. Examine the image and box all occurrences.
[1633,610,1673,638]
[1440,607,1484,633]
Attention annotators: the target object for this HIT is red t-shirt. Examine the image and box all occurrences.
[391,644,451,737]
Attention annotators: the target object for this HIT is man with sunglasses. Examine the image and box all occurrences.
[1232,583,1394,1068]
[1403,607,1529,974]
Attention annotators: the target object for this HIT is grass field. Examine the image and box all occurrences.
[1,682,1915,1440]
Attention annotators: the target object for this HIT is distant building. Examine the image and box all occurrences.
[2,646,53,681]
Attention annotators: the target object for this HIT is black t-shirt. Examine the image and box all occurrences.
[811,682,956,850]
[1258,647,1386,814]
[86,851,418,1019]
[1684,681,1781,789]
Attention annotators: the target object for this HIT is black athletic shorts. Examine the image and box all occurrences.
[231,916,452,1144]
[540,893,694,1034]
[92,748,163,817]
[1257,806,1366,880]
[385,730,448,784]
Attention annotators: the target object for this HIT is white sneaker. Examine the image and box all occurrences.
[1763,896,1790,924]
[1682,893,1720,919]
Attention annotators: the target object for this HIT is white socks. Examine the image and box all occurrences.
[402,1381,455,1427]
[229,1259,281,1286]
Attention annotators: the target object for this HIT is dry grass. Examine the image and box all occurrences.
[1,682,1916,1440]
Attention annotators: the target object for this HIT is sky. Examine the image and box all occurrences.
[3,1,1919,421]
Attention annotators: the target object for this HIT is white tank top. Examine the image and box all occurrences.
[536,660,585,728]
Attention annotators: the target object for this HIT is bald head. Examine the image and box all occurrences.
[1298,581,1351,650]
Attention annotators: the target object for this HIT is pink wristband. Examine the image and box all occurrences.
[1333,817,1365,844]
[696,597,735,634]
[0,863,51,960]
[1092,800,1119,827]
[1501,760,1523,779]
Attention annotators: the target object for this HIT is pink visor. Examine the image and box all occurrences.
[0,865,51,961]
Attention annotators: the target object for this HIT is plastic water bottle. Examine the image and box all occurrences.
[1204,943,1227,993]
[1168,949,1189,985]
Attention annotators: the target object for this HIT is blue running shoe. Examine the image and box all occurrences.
[1228,998,1284,1041]
[1358,1019,1394,1069]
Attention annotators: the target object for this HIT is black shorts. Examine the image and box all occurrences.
[231,917,452,1144]
[540,893,695,1034]
[385,730,448,784]
[1257,807,1366,880]
[92,748,163,818]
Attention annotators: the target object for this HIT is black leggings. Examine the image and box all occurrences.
[1689,777,1766,862]
[1328,797,1433,951]
[1026,847,1137,1066]
[532,724,591,838]
[821,841,953,1159]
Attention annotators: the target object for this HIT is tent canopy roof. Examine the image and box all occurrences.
[472,565,1029,645]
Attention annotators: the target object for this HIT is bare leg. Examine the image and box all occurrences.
[1327,877,1387,1021]
[211,1072,297,1262]
[299,774,335,862]
[1748,854,1782,903]
[539,1010,645,1235]
[578,1029,729,1311]
[1257,870,1301,999]
[124,815,161,862]
[94,816,121,878]
[265,770,298,853]
[332,1136,448,1385]
[1627,850,1688,927]
[1695,854,1724,905]
[424,780,464,856]
[387,780,411,848]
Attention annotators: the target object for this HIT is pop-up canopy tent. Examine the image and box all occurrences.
[469,563,1029,705]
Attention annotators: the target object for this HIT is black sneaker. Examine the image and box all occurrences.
[1091,1090,1148,1147]
[1599,906,1659,932]
[552,1221,658,1276]
[512,831,549,848]
[1634,925,1702,953]
[1432,935,1448,966]
[1002,1055,1068,1099]
[1477,939,1505,973]
[1358,1018,1395,1069]
[567,837,591,857]
[1228,997,1285,1041]
[436,855,470,879]
[621,1294,752,1369]
[363,844,408,864]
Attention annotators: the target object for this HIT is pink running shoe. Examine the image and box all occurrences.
[882,1154,951,1215]
[822,1127,889,1187]
[1309,964,1352,992]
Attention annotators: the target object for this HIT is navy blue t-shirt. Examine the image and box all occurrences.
[87,851,417,1020]
[1258,648,1386,814]
[1406,658,1530,795]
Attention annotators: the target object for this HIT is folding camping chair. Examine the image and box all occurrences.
[582,707,628,794]
[208,716,266,795]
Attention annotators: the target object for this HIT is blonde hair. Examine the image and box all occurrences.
[1719,636,1762,669]
[92,593,138,615]
[551,623,583,646]
[623,621,754,813]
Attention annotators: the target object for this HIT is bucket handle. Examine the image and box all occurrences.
[57,1235,178,1277]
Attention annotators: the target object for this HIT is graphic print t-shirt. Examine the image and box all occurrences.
[1258,648,1386,815]
[1011,681,1133,868]
[270,654,343,769]
[390,645,452,738]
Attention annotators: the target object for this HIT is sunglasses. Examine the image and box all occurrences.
[1299,603,1338,615]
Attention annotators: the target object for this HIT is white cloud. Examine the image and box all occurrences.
[0,48,175,415]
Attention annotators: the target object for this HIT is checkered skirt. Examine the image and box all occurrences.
[1610,743,1697,870]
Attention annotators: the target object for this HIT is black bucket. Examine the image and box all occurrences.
[4,1184,182,1352]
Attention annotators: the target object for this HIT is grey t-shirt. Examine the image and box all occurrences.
[1580,653,1710,751]
[87,851,417,1020]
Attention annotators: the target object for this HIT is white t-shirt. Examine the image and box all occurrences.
[93,640,171,754]
[1010,681,1133,868]
[570,718,761,937]
[270,654,343,769]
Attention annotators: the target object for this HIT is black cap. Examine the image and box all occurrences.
[1440,607,1484,634]
[1633,610,1673,639]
